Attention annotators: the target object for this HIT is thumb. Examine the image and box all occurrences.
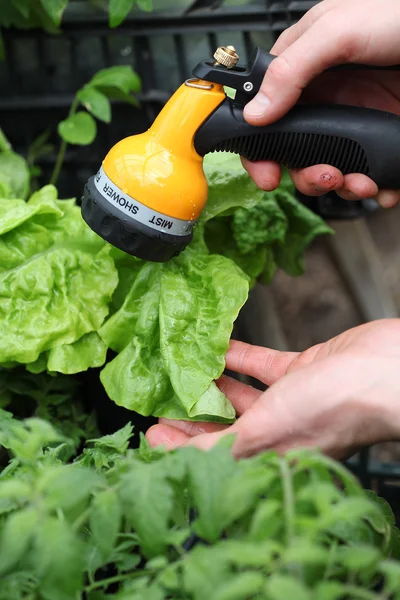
[243,19,356,126]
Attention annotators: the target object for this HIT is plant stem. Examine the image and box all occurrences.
[0,128,11,152]
[84,570,150,592]
[279,458,295,546]
[72,507,91,532]
[50,95,79,186]
[341,585,380,599]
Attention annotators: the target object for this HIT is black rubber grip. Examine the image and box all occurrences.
[194,99,400,190]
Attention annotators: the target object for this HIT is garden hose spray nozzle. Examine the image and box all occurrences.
[81,47,400,262]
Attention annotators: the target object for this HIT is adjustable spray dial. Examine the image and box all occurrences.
[81,47,400,262]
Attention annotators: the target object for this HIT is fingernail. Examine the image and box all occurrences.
[343,190,360,200]
[313,184,328,193]
[244,92,271,117]
[378,191,398,209]
[379,199,394,209]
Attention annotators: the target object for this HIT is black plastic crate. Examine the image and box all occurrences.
[0,0,373,221]
[1,1,319,198]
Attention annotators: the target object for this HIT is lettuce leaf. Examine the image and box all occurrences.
[0,150,30,200]
[0,186,118,364]
[272,190,334,276]
[99,247,247,421]
[0,154,332,423]
[204,155,333,285]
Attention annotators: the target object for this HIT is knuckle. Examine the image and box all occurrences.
[236,344,252,371]
[267,54,292,82]
[261,353,278,382]
[320,15,364,63]
[277,24,296,45]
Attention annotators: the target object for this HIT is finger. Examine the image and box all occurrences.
[241,158,281,191]
[225,340,298,386]
[244,15,359,126]
[178,428,236,452]
[157,418,229,437]
[271,1,329,55]
[217,374,262,415]
[336,174,379,201]
[376,190,400,209]
[289,165,344,197]
[271,24,302,55]
[146,423,190,449]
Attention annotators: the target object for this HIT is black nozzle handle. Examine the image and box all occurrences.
[194,99,400,190]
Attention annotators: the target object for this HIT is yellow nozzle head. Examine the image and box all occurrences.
[102,79,225,222]
[81,78,226,261]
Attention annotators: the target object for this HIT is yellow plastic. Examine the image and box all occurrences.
[102,80,226,221]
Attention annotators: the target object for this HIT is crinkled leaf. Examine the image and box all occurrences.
[100,262,161,354]
[273,190,333,276]
[232,191,288,254]
[0,151,30,199]
[46,332,108,374]
[77,87,111,123]
[159,249,247,418]
[101,249,246,421]
[0,189,62,235]
[0,247,116,363]
[100,264,178,417]
[202,152,264,221]
[0,178,15,199]
[205,217,267,287]
[58,112,97,145]
[0,190,117,365]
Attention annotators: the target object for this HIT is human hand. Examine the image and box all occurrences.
[242,0,400,208]
[146,320,400,460]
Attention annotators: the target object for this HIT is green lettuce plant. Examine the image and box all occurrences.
[0,147,331,422]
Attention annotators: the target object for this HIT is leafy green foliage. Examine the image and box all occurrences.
[0,151,332,421]
[0,367,99,451]
[0,418,399,598]
[0,129,30,200]
[109,0,153,28]
[56,65,141,166]
[77,87,112,123]
[0,1,153,59]
[58,111,97,145]
[0,0,67,32]
[204,155,333,286]
[0,186,118,365]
